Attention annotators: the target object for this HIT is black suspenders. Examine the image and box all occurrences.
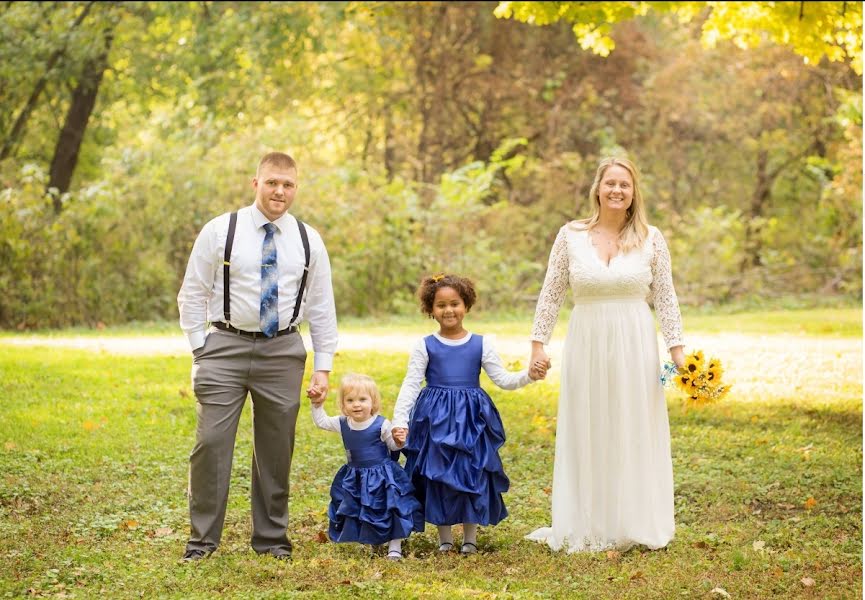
[291,218,311,326]
[222,212,311,328]
[223,212,238,324]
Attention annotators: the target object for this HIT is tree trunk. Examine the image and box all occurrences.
[0,1,95,160]
[384,110,396,181]
[47,27,113,212]
[741,148,771,271]
[740,143,813,274]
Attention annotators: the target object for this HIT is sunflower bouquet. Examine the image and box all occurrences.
[661,350,730,406]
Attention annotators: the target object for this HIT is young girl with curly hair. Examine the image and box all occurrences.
[392,274,546,555]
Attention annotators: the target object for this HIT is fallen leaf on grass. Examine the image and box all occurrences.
[316,531,328,543]
[752,540,766,553]
[710,587,731,598]
[804,497,817,510]
[801,577,815,587]
[121,519,139,530]
[153,527,173,537]
[629,570,644,581]
[772,567,784,578]
[606,550,621,561]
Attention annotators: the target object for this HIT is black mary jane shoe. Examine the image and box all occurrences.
[460,542,478,555]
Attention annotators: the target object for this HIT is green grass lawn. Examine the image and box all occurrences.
[0,312,861,598]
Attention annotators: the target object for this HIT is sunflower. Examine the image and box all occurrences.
[713,383,731,401]
[683,350,705,375]
[675,372,694,394]
[706,360,723,383]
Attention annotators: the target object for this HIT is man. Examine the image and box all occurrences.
[177,151,336,561]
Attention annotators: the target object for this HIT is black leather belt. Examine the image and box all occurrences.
[213,321,298,338]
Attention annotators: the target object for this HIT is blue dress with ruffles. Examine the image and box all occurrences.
[402,334,510,526]
[328,415,424,544]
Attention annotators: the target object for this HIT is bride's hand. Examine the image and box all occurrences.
[530,344,551,379]
[670,345,685,369]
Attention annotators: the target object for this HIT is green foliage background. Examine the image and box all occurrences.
[0,1,861,328]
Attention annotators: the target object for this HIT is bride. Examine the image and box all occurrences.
[527,156,685,552]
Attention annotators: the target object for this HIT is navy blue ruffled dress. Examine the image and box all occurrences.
[328,415,424,544]
[403,334,510,526]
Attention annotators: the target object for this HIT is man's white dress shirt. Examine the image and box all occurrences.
[177,204,337,371]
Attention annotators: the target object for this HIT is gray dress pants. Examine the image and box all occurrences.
[185,328,306,555]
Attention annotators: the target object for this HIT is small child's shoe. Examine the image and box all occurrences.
[386,550,403,561]
[460,542,478,555]
[438,542,455,553]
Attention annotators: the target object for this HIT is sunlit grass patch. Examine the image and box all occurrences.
[0,325,860,598]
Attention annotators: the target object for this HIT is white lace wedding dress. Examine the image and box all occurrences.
[526,222,684,552]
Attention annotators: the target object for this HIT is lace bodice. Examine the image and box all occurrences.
[530,223,684,348]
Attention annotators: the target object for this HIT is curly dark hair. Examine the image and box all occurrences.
[417,274,477,315]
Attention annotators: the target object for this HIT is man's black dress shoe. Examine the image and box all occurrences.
[256,549,292,561]
[180,548,210,563]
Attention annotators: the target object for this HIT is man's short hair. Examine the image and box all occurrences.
[257,152,297,176]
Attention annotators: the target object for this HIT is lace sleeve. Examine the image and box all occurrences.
[649,228,684,349]
[531,226,570,344]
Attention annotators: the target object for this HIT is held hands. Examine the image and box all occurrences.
[392,427,407,448]
[529,346,552,381]
[306,370,330,406]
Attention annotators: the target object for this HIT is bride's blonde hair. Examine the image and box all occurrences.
[578,157,649,253]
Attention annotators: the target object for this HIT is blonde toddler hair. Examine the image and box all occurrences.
[338,373,382,416]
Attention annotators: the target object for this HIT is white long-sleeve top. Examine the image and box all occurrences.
[311,404,401,452]
[177,204,338,371]
[392,332,532,429]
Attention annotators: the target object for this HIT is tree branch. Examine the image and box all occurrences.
[0,1,97,160]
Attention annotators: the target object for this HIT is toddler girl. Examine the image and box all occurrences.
[392,274,546,555]
[311,373,423,560]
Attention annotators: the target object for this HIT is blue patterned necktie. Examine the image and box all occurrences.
[260,223,279,337]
